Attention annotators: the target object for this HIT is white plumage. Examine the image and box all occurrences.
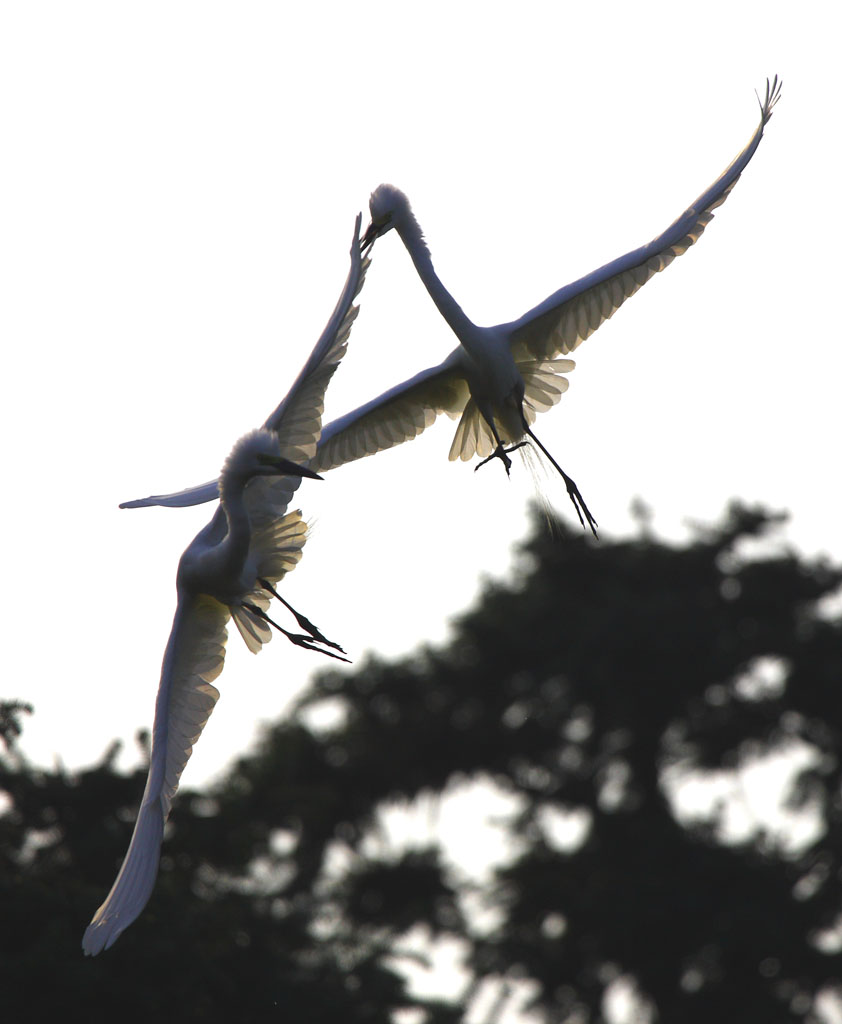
[82,218,367,955]
[124,80,781,537]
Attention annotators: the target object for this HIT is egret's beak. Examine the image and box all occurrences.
[360,220,380,253]
[257,454,323,480]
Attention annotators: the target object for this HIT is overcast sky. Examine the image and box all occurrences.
[1,2,835,788]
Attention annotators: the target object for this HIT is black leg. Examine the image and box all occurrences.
[243,602,350,663]
[472,411,528,477]
[522,424,598,538]
[257,578,346,654]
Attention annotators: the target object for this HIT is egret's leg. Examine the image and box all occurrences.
[476,440,543,474]
[475,446,511,474]
[243,602,350,663]
[473,417,523,476]
[522,424,598,538]
[258,578,346,654]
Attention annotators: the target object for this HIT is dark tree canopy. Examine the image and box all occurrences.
[3,503,842,1022]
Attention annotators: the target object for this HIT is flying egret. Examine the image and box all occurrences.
[118,80,781,534]
[82,219,367,955]
[82,431,326,955]
[347,80,782,534]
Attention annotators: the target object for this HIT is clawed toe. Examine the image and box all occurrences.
[257,578,347,654]
[475,441,531,476]
[243,600,350,663]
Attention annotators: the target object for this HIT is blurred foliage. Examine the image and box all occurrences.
[0,700,32,751]
[3,503,842,1022]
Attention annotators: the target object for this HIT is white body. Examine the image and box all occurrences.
[82,219,368,954]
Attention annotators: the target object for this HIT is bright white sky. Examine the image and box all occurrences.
[1,2,836,791]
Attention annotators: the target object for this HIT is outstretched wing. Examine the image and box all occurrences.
[264,214,369,463]
[507,77,781,363]
[311,354,470,473]
[82,593,229,955]
[119,214,369,511]
[119,478,220,510]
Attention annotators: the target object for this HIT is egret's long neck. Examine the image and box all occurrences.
[217,475,252,579]
[395,213,475,339]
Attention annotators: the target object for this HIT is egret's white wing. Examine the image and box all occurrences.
[82,593,228,955]
[264,215,368,464]
[311,354,470,473]
[119,479,220,510]
[507,77,781,364]
[519,358,576,421]
[119,215,369,512]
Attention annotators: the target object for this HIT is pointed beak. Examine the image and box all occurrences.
[360,220,379,253]
[257,454,323,480]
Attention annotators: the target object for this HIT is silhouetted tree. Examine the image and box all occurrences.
[2,504,841,1022]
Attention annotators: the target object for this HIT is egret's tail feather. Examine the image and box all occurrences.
[450,397,497,461]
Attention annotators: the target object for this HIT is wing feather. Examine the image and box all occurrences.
[449,397,496,461]
[246,220,371,528]
[119,215,368,511]
[263,215,369,464]
[519,358,574,420]
[311,357,470,473]
[507,78,781,363]
[230,510,309,653]
[82,594,229,955]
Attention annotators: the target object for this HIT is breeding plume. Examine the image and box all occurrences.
[120,81,781,532]
[82,219,367,955]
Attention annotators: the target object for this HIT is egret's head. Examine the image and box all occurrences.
[361,184,426,254]
[221,429,322,500]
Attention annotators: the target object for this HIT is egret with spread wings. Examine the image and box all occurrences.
[342,79,781,535]
[82,219,367,955]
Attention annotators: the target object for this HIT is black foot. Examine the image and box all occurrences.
[243,602,351,663]
[559,472,599,539]
[257,579,347,654]
[516,418,598,539]
[474,441,530,477]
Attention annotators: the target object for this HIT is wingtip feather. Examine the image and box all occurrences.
[81,799,165,955]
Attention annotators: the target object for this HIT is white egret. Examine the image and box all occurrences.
[118,80,781,534]
[82,219,367,955]
[82,431,324,955]
[344,79,782,533]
